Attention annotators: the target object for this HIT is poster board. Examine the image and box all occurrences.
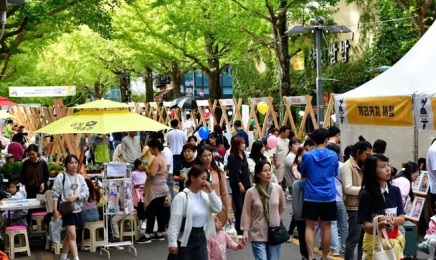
[412,170,429,195]
[405,196,426,221]
[105,163,128,178]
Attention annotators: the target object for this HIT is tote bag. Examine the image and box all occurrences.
[372,216,397,260]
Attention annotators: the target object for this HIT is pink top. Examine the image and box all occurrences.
[7,142,24,161]
[391,176,410,205]
[207,230,240,260]
[131,170,147,188]
[241,184,286,242]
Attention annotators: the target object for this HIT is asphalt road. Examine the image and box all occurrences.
[19,198,432,260]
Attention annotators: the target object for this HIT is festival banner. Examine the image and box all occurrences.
[335,96,413,126]
[414,96,435,130]
[9,86,76,97]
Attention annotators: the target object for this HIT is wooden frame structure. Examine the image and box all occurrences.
[282,95,317,139]
[196,99,217,127]
[247,97,279,139]
[219,98,242,130]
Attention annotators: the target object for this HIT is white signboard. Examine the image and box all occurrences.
[9,86,76,97]
[106,163,127,178]
[242,105,250,128]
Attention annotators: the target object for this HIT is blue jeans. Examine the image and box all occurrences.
[330,201,348,253]
[81,208,99,222]
[251,241,281,260]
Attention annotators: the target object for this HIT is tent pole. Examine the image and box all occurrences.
[412,95,418,163]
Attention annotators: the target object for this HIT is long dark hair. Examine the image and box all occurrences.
[185,165,207,187]
[360,154,389,214]
[230,136,244,155]
[196,145,220,173]
[249,141,266,163]
[85,179,101,203]
[392,161,418,202]
[292,147,305,165]
[253,160,271,184]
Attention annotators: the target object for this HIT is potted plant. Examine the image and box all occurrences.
[2,163,13,177]
[49,165,57,178]
[55,165,64,174]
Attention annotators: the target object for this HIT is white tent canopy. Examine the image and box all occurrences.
[335,23,436,168]
[337,22,436,99]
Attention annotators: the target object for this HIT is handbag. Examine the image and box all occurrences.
[372,216,397,260]
[48,219,63,242]
[58,174,77,216]
[258,189,290,245]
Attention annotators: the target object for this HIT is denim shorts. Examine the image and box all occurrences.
[81,208,99,222]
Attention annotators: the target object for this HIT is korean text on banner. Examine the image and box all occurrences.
[340,96,413,126]
[9,86,76,97]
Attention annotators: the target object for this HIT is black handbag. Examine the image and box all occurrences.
[258,189,290,245]
[268,222,290,245]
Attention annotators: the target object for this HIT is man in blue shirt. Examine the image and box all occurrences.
[233,120,249,149]
[300,128,338,260]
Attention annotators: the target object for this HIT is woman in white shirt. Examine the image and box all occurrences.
[391,161,419,205]
[168,165,222,259]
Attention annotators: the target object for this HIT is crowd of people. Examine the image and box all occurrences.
[3,116,436,260]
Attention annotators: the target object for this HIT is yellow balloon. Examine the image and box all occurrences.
[257,101,268,115]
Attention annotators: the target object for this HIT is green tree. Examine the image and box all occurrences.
[0,0,126,80]
[36,26,118,99]
[228,0,340,97]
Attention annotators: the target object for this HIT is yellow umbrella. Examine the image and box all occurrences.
[35,110,169,134]
[73,100,132,109]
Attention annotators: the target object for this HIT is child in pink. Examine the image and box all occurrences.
[207,212,245,260]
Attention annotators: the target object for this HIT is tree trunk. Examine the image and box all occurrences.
[94,82,103,99]
[145,67,154,102]
[171,61,181,98]
[204,37,222,123]
[117,75,128,102]
[276,14,292,97]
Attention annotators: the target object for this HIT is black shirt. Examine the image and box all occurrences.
[227,154,251,187]
[173,160,195,191]
[357,184,405,224]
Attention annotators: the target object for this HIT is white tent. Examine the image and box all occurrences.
[335,23,436,168]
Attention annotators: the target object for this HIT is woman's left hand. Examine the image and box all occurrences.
[66,194,78,202]
[39,183,44,193]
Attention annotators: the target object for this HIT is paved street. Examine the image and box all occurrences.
[15,199,432,260]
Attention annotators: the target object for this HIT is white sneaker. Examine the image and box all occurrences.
[141,221,146,230]
[286,195,292,201]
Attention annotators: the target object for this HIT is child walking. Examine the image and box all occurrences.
[131,159,147,230]
[207,210,245,260]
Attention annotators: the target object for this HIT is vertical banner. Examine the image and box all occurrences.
[335,96,413,126]
[414,96,435,130]
[242,105,249,128]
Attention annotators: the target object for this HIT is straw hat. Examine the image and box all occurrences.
[213,209,227,225]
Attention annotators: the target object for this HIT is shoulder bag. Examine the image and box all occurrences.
[179,191,187,232]
[372,216,397,260]
[258,189,290,245]
[58,174,77,216]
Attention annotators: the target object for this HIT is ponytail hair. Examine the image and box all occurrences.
[392,161,418,202]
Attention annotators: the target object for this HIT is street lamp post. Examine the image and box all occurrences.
[286,17,350,128]
[0,0,25,39]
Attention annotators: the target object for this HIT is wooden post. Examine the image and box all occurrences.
[219,98,242,131]
[282,95,319,139]
[247,97,278,139]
